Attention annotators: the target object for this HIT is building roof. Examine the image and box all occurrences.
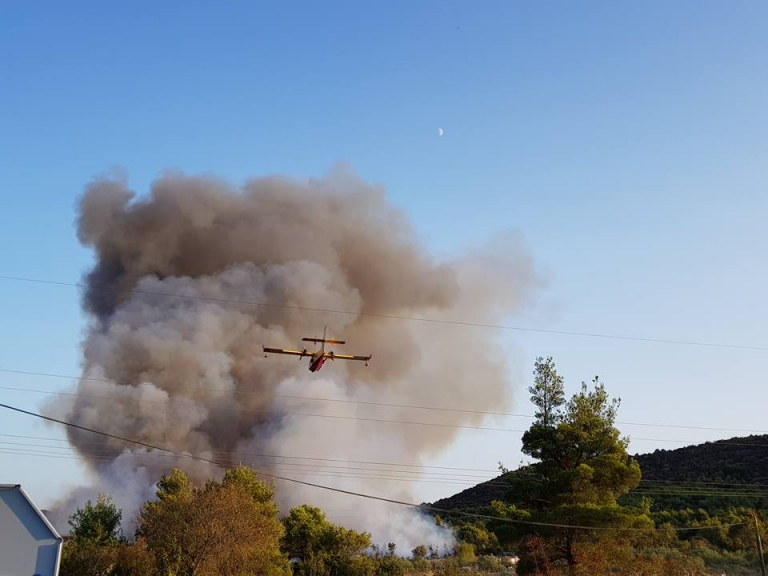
[0,484,62,540]
[0,484,62,576]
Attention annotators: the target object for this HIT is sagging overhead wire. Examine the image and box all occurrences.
[2,444,767,498]
[0,449,491,487]
[2,430,767,494]
[0,439,495,481]
[1,274,766,352]
[0,400,750,532]
[3,367,768,435]
[0,432,499,473]
[0,381,530,434]
[1,381,764,446]
[2,446,767,499]
[5,430,768,492]
[3,447,768,498]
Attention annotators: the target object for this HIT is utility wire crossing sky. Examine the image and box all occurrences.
[2,274,767,351]
[0,400,750,533]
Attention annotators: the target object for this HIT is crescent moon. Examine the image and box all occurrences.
[438,128,444,136]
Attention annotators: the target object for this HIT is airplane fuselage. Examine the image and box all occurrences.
[309,353,326,372]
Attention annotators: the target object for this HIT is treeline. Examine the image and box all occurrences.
[59,467,497,576]
[437,503,767,574]
[60,356,768,575]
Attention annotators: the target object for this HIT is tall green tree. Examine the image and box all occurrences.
[522,377,640,506]
[529,356,565,426]
[511,367,648,574]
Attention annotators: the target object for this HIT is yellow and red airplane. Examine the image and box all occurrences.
[263,327,372,372]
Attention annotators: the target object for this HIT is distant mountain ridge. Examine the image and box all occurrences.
[634,434,768,484]
[430,434,768,511]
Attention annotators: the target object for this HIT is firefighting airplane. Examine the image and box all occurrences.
[263,328,372,372]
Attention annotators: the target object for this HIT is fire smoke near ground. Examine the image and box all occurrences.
[44,165,540,551]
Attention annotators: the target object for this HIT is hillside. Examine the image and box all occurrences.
[429,472,517,511]
[431,434,768,511]
[635,434,768,484]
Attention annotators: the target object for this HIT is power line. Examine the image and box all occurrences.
[3,382,763,446]
[4,441,766,499]
[1,274,765,352]
[0,432,499,473]
[2,446,768,497]
[0,449,491,486]
[0,400,747,532]
[640,478,768,488]
[0,383,529,434]
[4,432,768,493]
[3,433,767,495]
[0,367,533,418]
[631,490,768,498]
[0,382,764,448]
[2,444,766,498]
[0,439,496,481]
[3,367,767,435]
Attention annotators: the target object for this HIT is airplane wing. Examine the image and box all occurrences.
[263,347,307,357]
[325,352,372,362]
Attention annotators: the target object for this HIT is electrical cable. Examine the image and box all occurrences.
[4,440,767,497]
[1,383,764,447]
[3,446,768,498]
[1,274,765,352]
[0,400,750,532]
[6,431,768,490]
[2,368,767,435]
[0,383,743,446]
[0,432,499,473]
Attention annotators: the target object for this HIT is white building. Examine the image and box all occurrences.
[0,485,62,576]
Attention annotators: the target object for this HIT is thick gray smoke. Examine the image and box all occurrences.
[44,165,539,551]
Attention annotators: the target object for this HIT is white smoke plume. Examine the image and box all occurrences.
[43,165,540,552]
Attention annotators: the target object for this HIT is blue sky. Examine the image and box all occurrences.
[1,1,767,508]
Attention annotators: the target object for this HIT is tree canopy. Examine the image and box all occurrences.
[521,377,641,508]
[283,504,372,576]
[138,465,288,576]
[60,493,127,576]
[67,493,124,546]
